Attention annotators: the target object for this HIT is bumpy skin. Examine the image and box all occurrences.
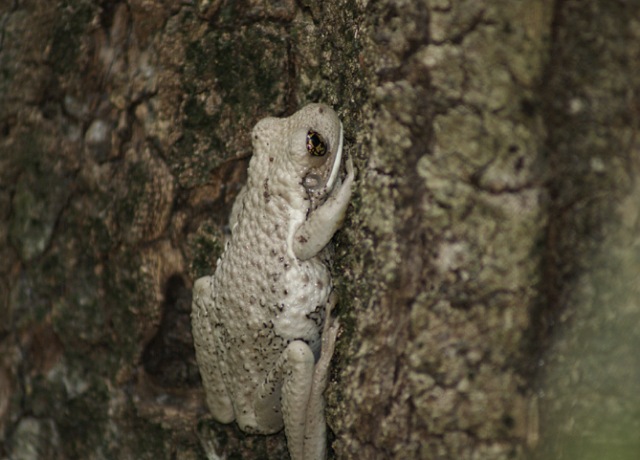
[192,104,353,460]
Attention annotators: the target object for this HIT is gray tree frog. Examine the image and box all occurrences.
[191,103,354,460]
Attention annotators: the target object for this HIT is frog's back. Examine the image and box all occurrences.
[209,186,332,410]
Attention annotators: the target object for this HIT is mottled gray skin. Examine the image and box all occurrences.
[192,104,353,460]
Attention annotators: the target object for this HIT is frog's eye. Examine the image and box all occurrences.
[306,130,328,157]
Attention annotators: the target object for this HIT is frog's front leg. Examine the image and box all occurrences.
[253,306,339,460]
[293,156,355,261]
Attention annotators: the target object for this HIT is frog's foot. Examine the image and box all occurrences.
[316,292,340,383]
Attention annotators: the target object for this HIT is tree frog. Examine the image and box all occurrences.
[191,103,354,460]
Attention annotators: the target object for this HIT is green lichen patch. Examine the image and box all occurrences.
[171,23,289,188]
[188,222,224,280]
[44,370,109,457]
[48,0,98,75]
[208,27,286,107]
[8,135,72,262]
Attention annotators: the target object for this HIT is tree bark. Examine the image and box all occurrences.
[1,1,638,459]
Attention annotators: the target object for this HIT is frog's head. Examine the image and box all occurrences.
[286,104,344,210]
[249,104,345,211]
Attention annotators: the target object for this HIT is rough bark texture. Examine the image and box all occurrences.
[1,1,638,459]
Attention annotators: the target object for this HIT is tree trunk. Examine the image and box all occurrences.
[1,1,638,459]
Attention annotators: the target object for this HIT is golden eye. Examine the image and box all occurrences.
[306,130,327,157]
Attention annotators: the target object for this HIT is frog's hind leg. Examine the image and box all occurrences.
[303,296,339,459]
[253,297,339,460]
[254,340,315,459]
[191,276,235,423]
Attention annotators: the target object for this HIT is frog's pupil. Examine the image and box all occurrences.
[306,130,327,157]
